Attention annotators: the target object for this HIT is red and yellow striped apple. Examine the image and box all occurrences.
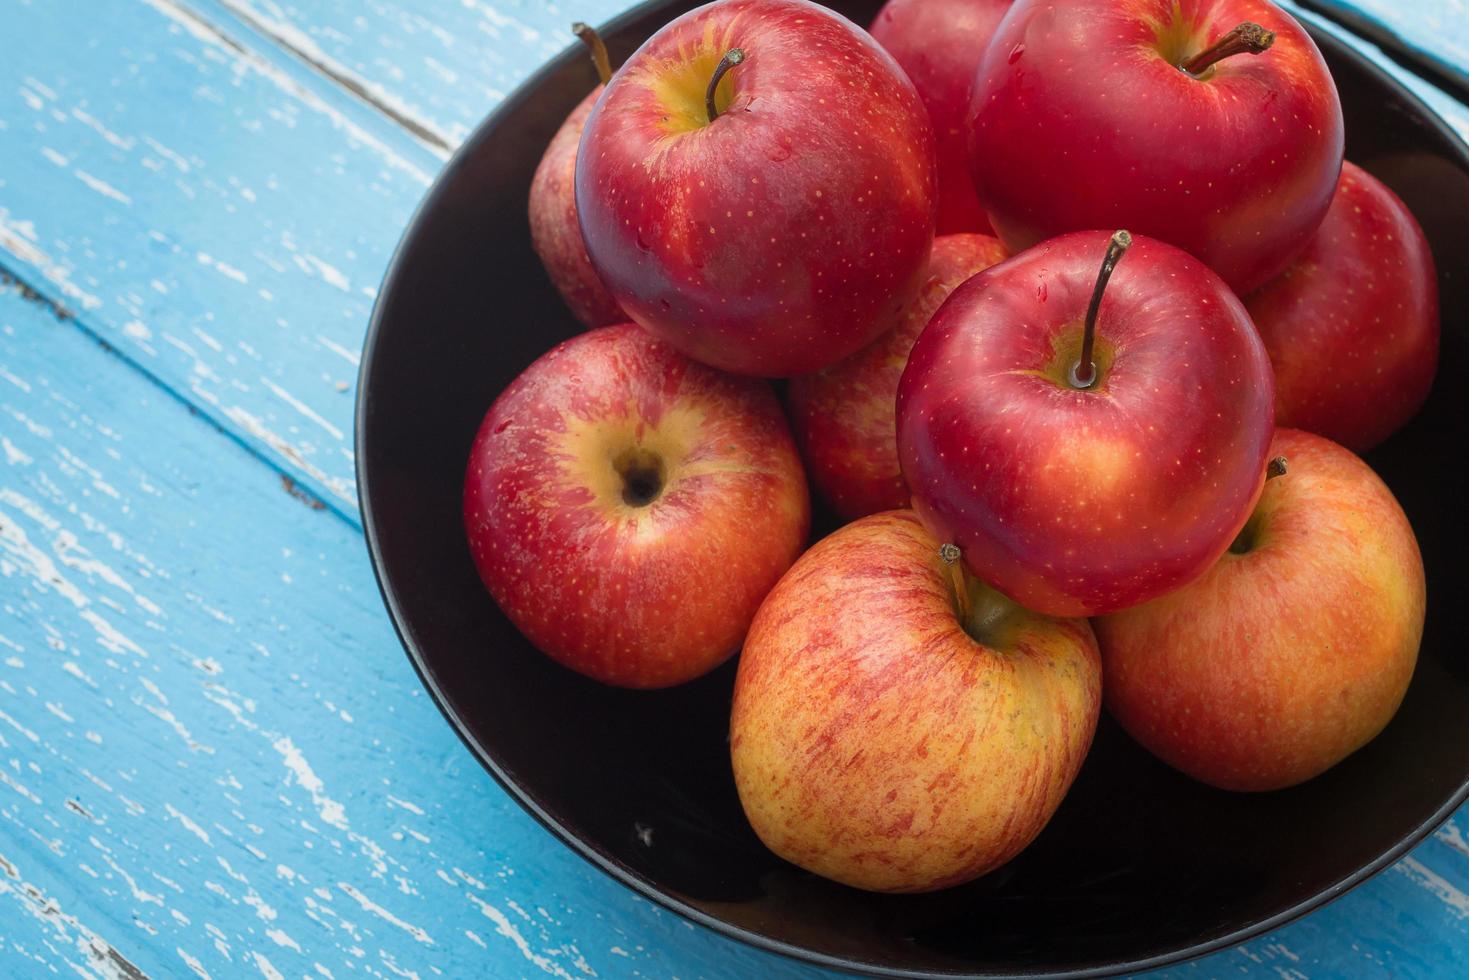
[731,510,1100,892]
[788,233,1007,519]
[463,323,809,688]
[1097,429,1424,791]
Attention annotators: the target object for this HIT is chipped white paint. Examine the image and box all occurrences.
[139,0,434,185]
[1396,857,1469,918]
[465,892,578,980]
[0,209,102,311]
[273,737,348,831]
[75,172,133,206]
[3,3,1469,979]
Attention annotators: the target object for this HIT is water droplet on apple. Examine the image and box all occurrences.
[1008,43,1025,64]
[635,231,652,252]
[1036,281,1048,302]
[492,419,512,434]
[768,142,792,163]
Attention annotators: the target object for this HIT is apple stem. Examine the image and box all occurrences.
[1267,455,1288,480]
[939,543,971,622]
[1180,22,1276,76]
[572,23,613,85]
[1071,230,1132,390]
[705,48,746,124]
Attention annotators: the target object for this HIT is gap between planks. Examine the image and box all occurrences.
[204,0,458,156]
[0,263,346,526]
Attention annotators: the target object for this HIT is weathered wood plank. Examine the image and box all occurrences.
[0,281,830,980]
[0,0,443,517]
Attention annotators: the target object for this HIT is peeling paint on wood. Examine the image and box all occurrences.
[3,1,1469,978]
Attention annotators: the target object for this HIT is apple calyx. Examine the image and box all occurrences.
[706,48,746,124]
[613,447,667,507]
[940,543,971,621]
[1071,230,1132,390]
[572,22,613,85]
[1180,22,1276,77]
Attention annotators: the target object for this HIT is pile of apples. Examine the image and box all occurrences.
[465,0,1437,893]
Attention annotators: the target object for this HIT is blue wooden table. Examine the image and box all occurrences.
[1,2,1467,977]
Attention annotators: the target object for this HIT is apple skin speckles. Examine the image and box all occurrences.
[576,0,937,377]
[1245,160,1439,452]
[788,234,1009,519]
[869,0,1010,235]
[1097,428,1424,791]
[967,0,1343,294]
[896,231,1275,618]
[463,323,810,689]
[529,85,626,329]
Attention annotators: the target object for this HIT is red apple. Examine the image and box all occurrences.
[870,0,1010,234]
[463,323,810,688]
[788,233,1007,519]
[897,230,1275,618]
[529,25,625,328]
[1097,429,1424,791]
[731,510,1100,892]
[1245,160,1439,452]
[576,0,937,376]
[968,0,1344,294]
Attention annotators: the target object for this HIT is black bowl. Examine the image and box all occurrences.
[357,3,1469,976]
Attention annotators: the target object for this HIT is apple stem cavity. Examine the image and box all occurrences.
[1180,22,1276,77]
[705,48,746,124]
[939,543,971,622]
[572,22,613,85]
[1267,455,1288,480]
[1071,230,1132,390]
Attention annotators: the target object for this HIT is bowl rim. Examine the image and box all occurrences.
[355,4,1469,977]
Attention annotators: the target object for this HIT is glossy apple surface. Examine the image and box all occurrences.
[529,84,625,328]
[968,0,1343,294]
[1246,160,1438,451]
[731,510,1100,892]
[897,231,1275,618]
[870,0,1010,234]
[576,0,936,376]
[1097,429,1424,791]
[788,233,1007,519]
[463,323,809,688]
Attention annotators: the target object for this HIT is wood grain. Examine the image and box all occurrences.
[3,1,1469,977]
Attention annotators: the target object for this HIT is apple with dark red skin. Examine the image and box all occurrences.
[897,230,1275,618]
[528,25,625,328]
[576,0,937,377]
[788,233,1007,519]
[731,510,1100,892]
[1097,429,1423,791]
[1245,160,1438,452]
[463,323,809,688]
[968,0,1344,294]
[870,0,1010,234]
